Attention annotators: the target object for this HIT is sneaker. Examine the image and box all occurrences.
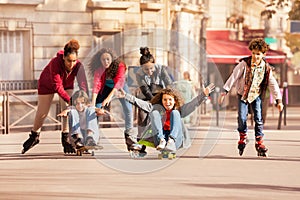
[165,138,176,152]
[156,138,166,150]
[85,136,96,146]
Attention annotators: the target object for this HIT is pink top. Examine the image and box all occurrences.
[92,62,126,94]
[38,50,88,102]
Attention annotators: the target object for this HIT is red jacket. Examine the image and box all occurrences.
[92,62,126,94]
[38,50,88,102]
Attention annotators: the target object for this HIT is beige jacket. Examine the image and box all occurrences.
[223,59,282,102]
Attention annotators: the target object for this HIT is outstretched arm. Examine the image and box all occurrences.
[180,83,215,118]
[118,88,153,113]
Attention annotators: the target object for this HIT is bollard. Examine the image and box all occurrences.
[283,82,288,126]
[277,82,288,130]
[215,87,220,126]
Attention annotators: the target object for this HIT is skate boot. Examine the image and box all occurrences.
[125,130,147,158]
[238,132,248,156]
[255,136,268,157]
[61,132,76,153]
[71,134,84,149]
[124,130,139,151]
[21,130,40,154]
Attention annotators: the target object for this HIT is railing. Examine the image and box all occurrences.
[0,79,127,134]
[0,80,37,91]
[0,91,6,134]
[1,90,61,134]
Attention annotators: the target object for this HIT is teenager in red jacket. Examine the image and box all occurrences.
[22,39,89,154]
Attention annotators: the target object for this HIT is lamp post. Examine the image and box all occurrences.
[199,14,209,114]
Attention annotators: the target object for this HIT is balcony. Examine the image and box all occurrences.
[87,0,136,10]
[0,0,45,5]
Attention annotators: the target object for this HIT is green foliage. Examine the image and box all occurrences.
[288,0,300,20]
[261,0,290,19]
[285,33,300,53]
[286,0,300,53]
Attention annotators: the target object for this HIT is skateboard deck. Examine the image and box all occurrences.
[76,145,103,156]
[158,149,176,160]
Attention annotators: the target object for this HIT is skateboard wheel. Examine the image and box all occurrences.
[168,153,176,160]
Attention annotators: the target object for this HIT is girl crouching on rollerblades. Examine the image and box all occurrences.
[57,90,101,151]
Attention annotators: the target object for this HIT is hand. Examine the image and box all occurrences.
[102,96,112,107]
[203,83,215,96]
[277,103,284,112]
[57,109,70,117]
[95,108,106,116]
[218,92,226,105]
[117,88,126,98]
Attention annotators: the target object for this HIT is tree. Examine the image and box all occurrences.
[285,0,300,53]
[261,0,290,19]
[288,0,300,20]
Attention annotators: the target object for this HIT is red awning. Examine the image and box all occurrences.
[206,39,286,64]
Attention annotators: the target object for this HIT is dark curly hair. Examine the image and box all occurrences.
[139,47,155,65]
[248,38,269,53]
[105,58,126,79]
[64,39,80,57]
[150,87,184,110]
[88,48,115,77]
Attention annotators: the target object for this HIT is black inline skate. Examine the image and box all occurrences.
[124,130,147,158]
[61,132,76,153]
[21,130,40,154]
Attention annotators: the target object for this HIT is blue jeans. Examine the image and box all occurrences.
[95,83,133,133]
[149,109,183,149]
[237,95,264,138]
[68,107,100,143]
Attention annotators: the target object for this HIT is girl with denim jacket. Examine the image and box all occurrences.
[119,84,214,152]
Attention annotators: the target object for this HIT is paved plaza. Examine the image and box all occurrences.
[0,107,299,200]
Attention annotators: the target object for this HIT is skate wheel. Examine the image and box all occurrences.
[130,151,138,158]
[239,150,244,156]
[158,154,163,159]
[138,152,147,158]
[76,150,82,156]
[91,151,95,156]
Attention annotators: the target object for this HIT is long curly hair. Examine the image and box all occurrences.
[105,58,126,79]
[150,88,184,110]
[88,48,115,77]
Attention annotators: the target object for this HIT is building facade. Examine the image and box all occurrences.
[0,0,206,85]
